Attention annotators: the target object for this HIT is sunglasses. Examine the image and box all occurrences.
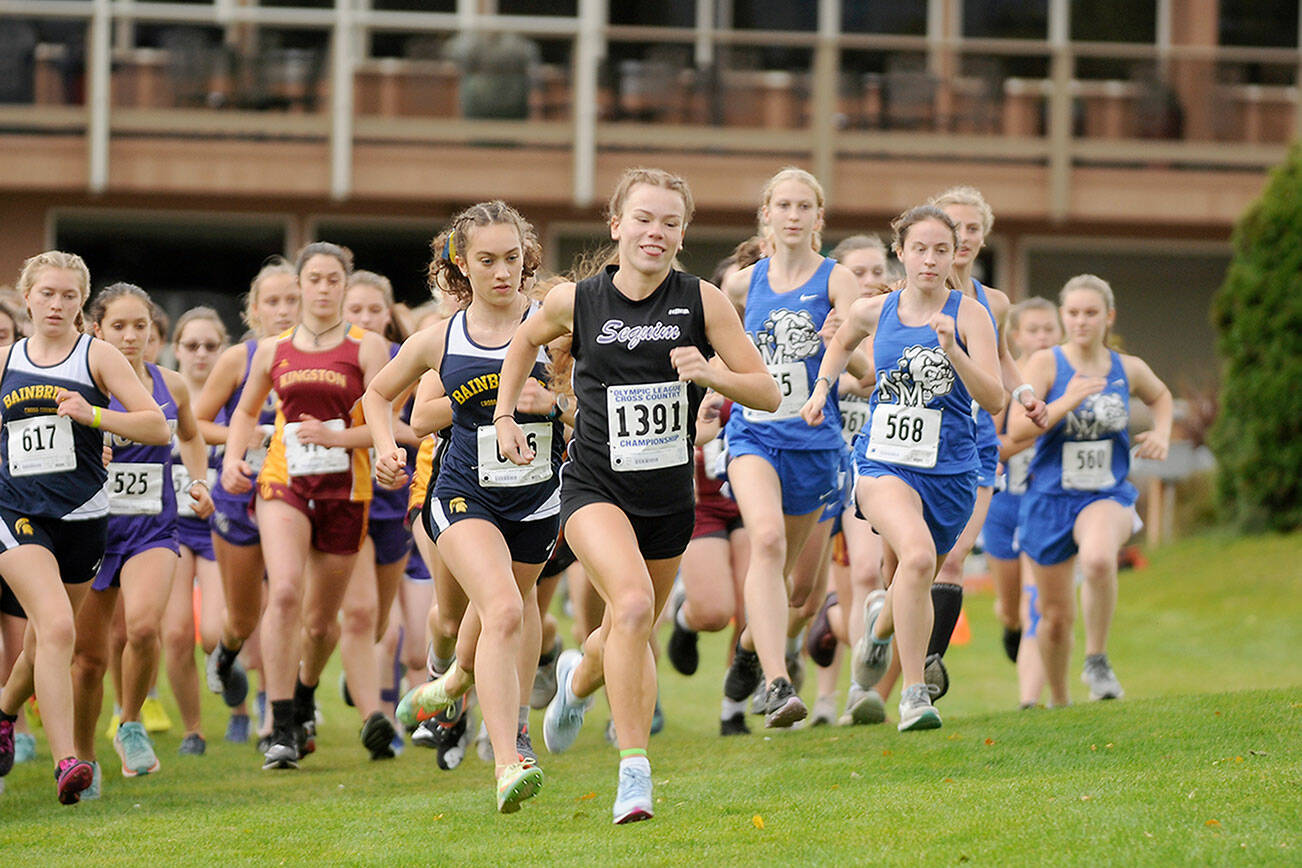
[179,340,221,352]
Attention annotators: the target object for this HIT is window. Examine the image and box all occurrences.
[312,220,443,308]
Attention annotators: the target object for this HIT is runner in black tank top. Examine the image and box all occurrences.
[492,169,780,825]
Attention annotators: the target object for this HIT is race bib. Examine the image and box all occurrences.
[1005,449,1032,495]
[108,462,164,515]
[865,405,942,469]
[284,419,349,477]
[1062,440,1113,490]
[701,436,726,480]
[476,423,553,488]
[839,398,871,446]
[7,415,76,477]
[743,362,809,422]
[174,465,218,518]
[606,381,688,472]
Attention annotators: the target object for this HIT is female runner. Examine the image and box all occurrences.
[1008,275,1171,706]
[494,168,778,823]
[0,253,170,803]
[222,242,391,769]
[800,206,1003,731]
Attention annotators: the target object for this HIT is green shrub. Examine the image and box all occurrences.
[1208,143,1302,531]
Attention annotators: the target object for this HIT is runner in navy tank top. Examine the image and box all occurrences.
[718,168,864,730]
[366,203,565,813]
[802,206,1004,733]
[192,261,299,730]
[1008,274,1171,708]
[493,169,778,824]
[68,284,214,786]
[0,254,170,804]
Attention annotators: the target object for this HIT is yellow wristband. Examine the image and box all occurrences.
[91,406,102,429]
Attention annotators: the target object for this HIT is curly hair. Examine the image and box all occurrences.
[427,200,542,308]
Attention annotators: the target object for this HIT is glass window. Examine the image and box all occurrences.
[1071,0,1156,42]
[1220,0,1298,47]
[843,2,927,35]
[964,0,1048,39]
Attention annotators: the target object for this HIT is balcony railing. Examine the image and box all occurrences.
[0,0,1297,211]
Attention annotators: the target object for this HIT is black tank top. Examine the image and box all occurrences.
[565,265,712,515]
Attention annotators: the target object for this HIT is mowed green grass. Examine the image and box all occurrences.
[2,531,1299,865]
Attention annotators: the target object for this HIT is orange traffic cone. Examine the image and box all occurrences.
[950,608,971,647]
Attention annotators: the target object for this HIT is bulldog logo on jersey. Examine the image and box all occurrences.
[1064,392,1127,439]
[875,345,955,406]
[754,309,820,364]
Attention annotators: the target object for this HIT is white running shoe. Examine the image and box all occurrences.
[852,590,891,690]
[542,650,593,754]
[843,683,887,725]
[612,764,653,824]
[897,683,942,732]
[1081,654,1124,700]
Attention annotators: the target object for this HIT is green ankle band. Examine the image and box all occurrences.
[619,747,647,759]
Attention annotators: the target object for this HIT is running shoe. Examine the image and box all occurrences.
[763,677,807,728]
[1082,654,1124,700]
[666,588,699,676]
[612,764,653,824]
[542,650,592,754]
[435,713,471,771]
[807,694,837,727]
[205,647,249,709]
[852,590,892,690]
[339,672,354,708]
[411,719,438,750]
[530,638,563,709]
[396,671,457,728]
[262,729,299,770]
[390,729,405,756]
[141,696,172,734]
[785,649,806,695]
[842,683,887,726]
[897,683,942,732]
[178,733,206,756]
[295,720,317,758]
[805,592,838,668]
[14,731,36,764]
[748,681,768,716]
[719,712,750,736]
[360,711,397,760]
[0,719,13,776]
[55,757,95,805]
[1002,626,1022,663]
[82,760,102,800]
[225,713,251,744]
[924,653,950,702]
[114,721,161,777]
[517,722,538,766]
[722,644,763,703]
[496,760,544,814]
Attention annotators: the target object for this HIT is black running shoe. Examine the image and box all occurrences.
[1002,627,1022,663]
[434,707,469,771]
[763,677,807,728]
[723,645,763,702]
[360,711,396,760]
[262,729,299,770]
[667,623,700,676]
[295,720,317,758]
[516,722,537,766]
[924,653,950,702]
[411,719,438,749]
[719,712,750,736]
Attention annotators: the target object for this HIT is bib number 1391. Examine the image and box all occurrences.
[606,381,688,471]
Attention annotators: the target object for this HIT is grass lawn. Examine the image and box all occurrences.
[2,531,1299,865]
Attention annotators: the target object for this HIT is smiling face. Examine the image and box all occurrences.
[298,253,347,323]
[458,222,525,308]
[1060,287,1114,349]
[839,246,889,297]
[24,267,86,339]
[95,295,153,365]
[942,203,986,269]
[254,271,302,336]
[762,178,823,250]
[175,317,224,380]
[344,283,392,336]
[610,182,688,277]
[896,219,955,294]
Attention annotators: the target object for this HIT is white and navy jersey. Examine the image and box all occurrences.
[728,256,842,449]
[0,335,110,519]
[565,265,712,516]
[434,305,563,522]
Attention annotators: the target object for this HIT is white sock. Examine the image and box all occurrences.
[675,605,692,631]
[721,697,747,718]
[564,659,583,705]
[619,754,651,776]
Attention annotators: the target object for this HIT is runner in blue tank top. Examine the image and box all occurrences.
[70,283,214,788]
[802,205,1004,733]
[1008,274,1171,707]
[889,186,1049,708]
[364,202,567,813]
[719,167,864,730]
[493,170,778,824]
[192,261,300,730]
[0,254,170,805]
